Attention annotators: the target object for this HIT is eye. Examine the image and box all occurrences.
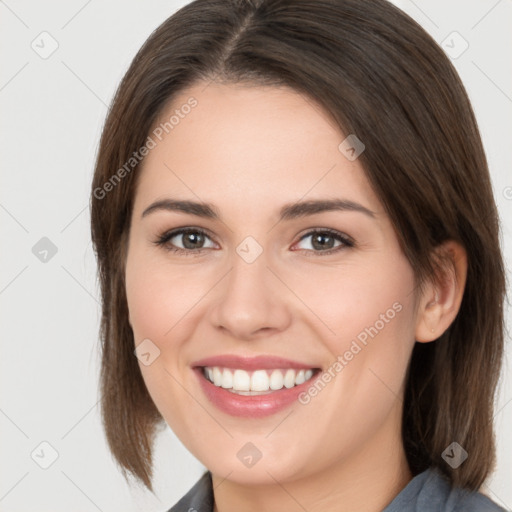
[154,227,217,255]
[153,227,354,256]
[293,229,354,255]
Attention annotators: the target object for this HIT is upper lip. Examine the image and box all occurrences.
[191,355,320,371]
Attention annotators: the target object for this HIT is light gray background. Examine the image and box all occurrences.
[1,1,511,511]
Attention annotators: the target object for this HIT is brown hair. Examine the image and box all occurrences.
[90,0,506,492]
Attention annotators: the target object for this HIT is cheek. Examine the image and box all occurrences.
[330,256,417,388]
[125,249,209,345]
[276,251,417,350]
[124,249,205,429]
[272,259,417,474]
[124,248,217,417]
[286,252,418,425]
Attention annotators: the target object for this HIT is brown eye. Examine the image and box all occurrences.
[294,229,354,254]
[154,228,217,254]
[311,232,336,250]
[176,231,207,249]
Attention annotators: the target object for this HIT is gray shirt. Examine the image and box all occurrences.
[168,468,508,511]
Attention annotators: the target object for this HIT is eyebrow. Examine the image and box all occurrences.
[141,198,376,220]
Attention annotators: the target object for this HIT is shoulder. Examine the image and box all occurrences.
[449,483,508,512]
[384,467,508,512]
[167,470,214,512]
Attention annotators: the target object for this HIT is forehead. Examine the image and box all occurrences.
[133,82,381,217]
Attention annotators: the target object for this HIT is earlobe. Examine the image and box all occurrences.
[415,241,467,343]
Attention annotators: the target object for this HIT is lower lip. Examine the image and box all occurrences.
[194,368,319,418]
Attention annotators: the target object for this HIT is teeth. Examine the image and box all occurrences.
[269,369,284,390]
[212,367,223,386]
[202,366,316,392]
[220,369,233,389]
[284,369,295,388]
[251,370,269,391]
[233,369,250,391]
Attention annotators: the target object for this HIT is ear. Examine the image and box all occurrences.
[415,240,467,343]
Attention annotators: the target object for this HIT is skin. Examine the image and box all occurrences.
[125,82,467,512]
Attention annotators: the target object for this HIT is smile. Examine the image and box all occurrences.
[202,367,316,395]
[192,355,322,417]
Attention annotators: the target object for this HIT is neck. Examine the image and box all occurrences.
[212,405,412,512]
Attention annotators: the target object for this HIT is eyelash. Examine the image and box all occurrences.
[153,227,354,257]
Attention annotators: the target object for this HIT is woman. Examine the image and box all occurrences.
[90,0,507,510]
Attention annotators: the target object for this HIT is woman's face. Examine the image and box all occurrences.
[125,82,423,484]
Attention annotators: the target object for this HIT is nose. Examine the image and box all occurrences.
[209,250,292,341]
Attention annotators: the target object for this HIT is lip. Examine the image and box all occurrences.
[191,354,318,371]
[191,355,322,418]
